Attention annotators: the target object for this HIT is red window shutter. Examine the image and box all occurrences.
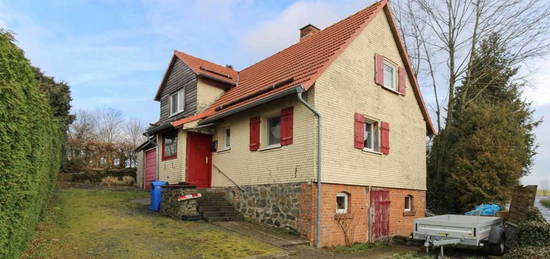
[354,113,365,149]
[380,121,390,155]
[398,67,406,95]
[249,117,260,151]
[375,54,384,86]
[280,107,294,146]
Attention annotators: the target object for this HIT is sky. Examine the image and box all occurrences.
[0,0,548,186]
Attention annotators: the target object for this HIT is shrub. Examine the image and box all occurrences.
[0,30,62,258]
[516,221,550,247]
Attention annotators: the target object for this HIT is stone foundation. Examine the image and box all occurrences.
[220,183,305,235]
[160,187,200,219]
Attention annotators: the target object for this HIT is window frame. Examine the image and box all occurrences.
[336,192,349,214]
[363,117,380,153]
[383,60,397,91]
[404,195,413,212]
[223,127,231,150]
[169,88,185,116]
[267,115,281,146]
[162,131,178,161]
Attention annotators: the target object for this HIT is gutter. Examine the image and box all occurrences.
[200,86,299,125]
[295,85,322,248]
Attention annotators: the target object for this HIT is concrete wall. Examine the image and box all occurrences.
[211,94,316,187]
[314,10,427,190]
[157,129,187,184]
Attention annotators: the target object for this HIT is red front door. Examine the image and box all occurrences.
[186,132,212,188]
[144,148,156,189]
[371,189,390,240]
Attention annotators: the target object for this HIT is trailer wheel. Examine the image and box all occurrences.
[490,239,505,256]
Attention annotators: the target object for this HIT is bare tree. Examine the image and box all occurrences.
[95,106,124,144]
[123,119,147,167]
[69,109,97,141]
[393,0,550,130]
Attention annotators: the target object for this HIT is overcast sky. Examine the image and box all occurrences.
[0,0,547,186]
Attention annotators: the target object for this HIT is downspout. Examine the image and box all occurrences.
[296,86,322,248]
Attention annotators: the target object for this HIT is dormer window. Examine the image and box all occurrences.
[170,88,185,116]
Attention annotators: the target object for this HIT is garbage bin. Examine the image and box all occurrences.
[149,181,167,211]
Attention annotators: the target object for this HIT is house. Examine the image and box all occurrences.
[136,0,434,247]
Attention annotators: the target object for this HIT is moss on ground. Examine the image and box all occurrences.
[22,187,280,259]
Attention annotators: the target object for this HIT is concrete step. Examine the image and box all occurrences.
[198,201,233,207]
[203,211,238,218]
[199,205,235,212]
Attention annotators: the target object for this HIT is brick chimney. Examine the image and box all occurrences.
[300,24,320,41]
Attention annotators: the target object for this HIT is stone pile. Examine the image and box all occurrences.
[160,186,200,219]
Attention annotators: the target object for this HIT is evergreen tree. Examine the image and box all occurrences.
[427,33,540,213]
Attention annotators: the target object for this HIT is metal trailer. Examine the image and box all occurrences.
[413,214,505,257]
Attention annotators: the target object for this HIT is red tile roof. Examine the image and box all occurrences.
[174,50,238,84]
[170,0,435,135]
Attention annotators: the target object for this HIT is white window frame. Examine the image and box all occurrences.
[383,60,397,91]
[404,195,413,212]
[363,119,380,153]
[169,88,185,116]
[267,115,281,146]
[336,192,349,214]
[223,127,231,149]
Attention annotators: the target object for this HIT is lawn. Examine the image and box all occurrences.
[22,185,280,259]
[541,199,550,209]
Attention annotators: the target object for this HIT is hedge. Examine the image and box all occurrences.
[0,30,62,258]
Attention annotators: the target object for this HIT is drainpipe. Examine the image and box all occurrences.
[296,86,322,248]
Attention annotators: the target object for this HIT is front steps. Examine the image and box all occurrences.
[197,191,242,222]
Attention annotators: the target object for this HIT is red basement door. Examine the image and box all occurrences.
[144,148,156,189]
[371,189,390,240]
[186,132,212,188]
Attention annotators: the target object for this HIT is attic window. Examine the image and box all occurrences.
[170,88,185,116]
[383,61,397,91]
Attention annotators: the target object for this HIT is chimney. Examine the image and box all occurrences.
[300,24,320,41]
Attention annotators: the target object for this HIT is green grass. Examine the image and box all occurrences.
[537,189,550,196]
[540,199,550,209]
[329,241,387,253]
[22,186,279,259]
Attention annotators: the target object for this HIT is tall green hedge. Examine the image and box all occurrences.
[0,30,62,258]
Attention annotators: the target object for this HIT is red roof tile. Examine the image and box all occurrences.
[171,0,435,134]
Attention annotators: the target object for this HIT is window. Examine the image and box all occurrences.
[223,128,231,149]
[169,88,185,116]
[267,116,281,146]
[364,121,380,152]
[336,192,349,214]
[404,195,413,212]
[383,61,397,90]
[162,131,178,160]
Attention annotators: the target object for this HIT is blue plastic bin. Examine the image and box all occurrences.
[149,181,167,211]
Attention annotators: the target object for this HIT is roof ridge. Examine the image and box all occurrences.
[239,0,386,74]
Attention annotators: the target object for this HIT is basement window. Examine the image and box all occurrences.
[404,195,413,212]
[336,192,349,214]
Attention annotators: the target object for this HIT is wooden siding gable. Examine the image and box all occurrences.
[158,58,198,124]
